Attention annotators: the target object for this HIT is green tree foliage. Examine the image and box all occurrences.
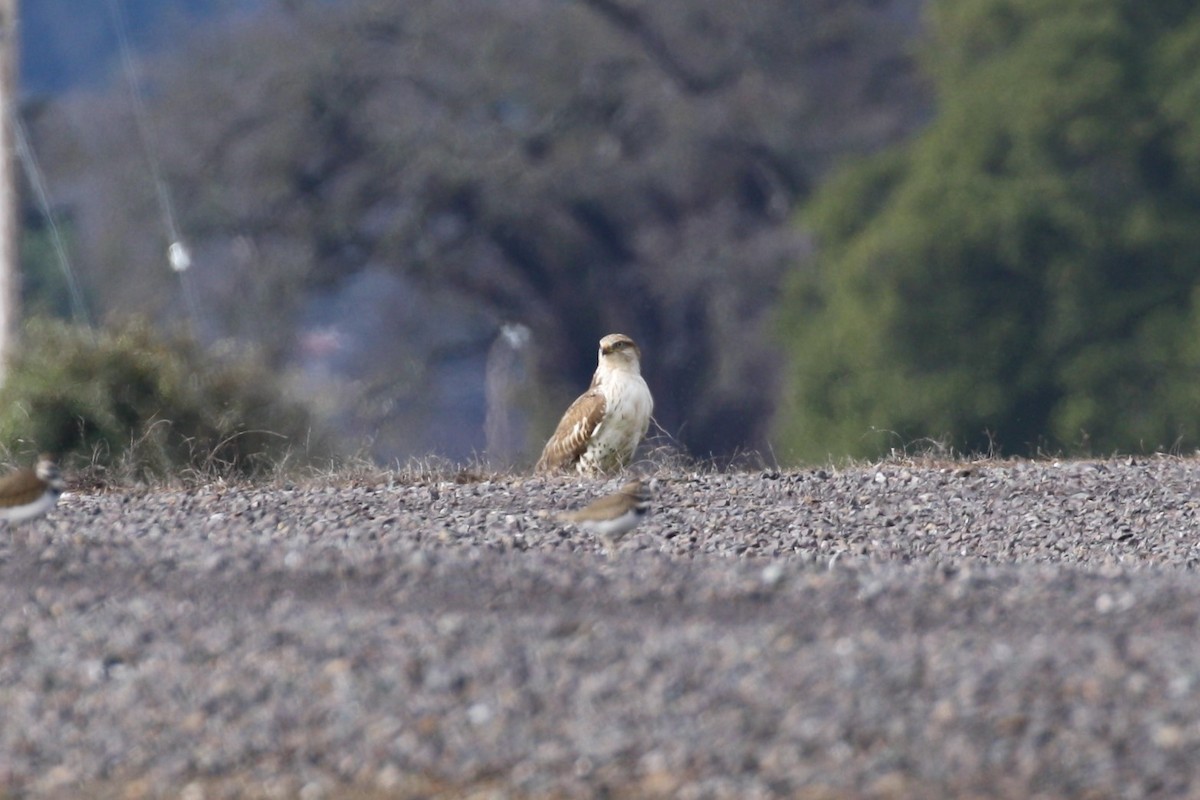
[0,318,329,477]
[779,0,1200,461]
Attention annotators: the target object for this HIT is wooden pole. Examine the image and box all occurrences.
[0,0,17,386]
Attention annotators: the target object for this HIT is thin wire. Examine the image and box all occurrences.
[107,0,180,244]
[105,0,201,329]
[12,116,93,330]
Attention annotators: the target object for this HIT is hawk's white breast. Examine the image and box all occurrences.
[579,369,652,474]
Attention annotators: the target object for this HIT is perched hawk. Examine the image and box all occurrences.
[535,333,653,475]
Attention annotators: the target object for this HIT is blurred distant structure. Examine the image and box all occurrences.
[484,323,535,467]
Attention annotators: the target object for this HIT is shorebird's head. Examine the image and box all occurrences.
[598,333,643,374]
[35,454,60,484]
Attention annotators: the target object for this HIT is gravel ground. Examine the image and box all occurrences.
[3,457,1200,798]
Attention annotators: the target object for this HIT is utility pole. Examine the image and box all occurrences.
[0,0,17,386]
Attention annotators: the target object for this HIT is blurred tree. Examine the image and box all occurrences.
[31,0,928,462]
[779,0,1200,461]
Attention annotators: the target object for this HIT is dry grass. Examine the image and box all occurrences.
[33,420,1200,496]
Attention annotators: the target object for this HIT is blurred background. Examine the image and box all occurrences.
[18,0,1200,467]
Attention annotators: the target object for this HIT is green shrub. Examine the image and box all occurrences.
[0,318,330,478]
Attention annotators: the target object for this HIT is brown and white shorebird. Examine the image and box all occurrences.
[0,454,64,524]
[535,333,653,475]
[558,479,651,553]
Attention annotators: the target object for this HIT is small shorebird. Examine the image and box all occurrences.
[536,333,653,476]
[558,478,651,553]
[0,454,64,524]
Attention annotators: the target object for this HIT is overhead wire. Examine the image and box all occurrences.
[12,116,93,330]
[105,0,201,330]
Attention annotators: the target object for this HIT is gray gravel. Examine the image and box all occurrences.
[4,457,1200,798]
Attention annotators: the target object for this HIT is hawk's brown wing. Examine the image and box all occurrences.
[535,388,607,473]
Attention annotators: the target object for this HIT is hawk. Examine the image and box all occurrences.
[535,333,653,475]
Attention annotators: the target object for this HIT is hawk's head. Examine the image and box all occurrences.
[598,333,643,374]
